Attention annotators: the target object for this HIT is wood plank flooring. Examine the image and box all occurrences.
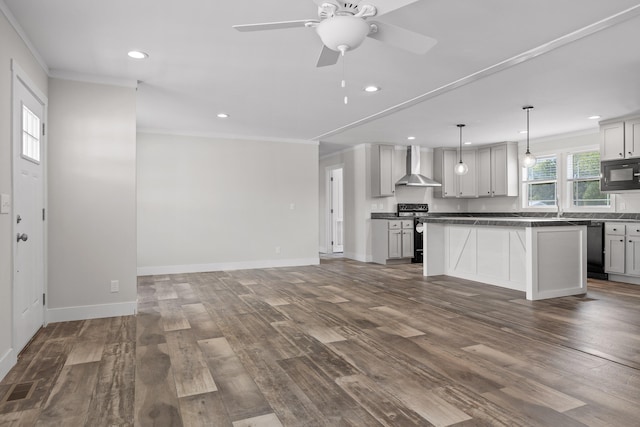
[1,258,640,425]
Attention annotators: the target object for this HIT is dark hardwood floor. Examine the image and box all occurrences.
[1,258,639,426]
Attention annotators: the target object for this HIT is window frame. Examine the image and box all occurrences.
[521,154,558,211]
[565,149,611,211]
[521,146,614,213]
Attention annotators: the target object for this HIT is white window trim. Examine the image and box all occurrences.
[521,146,614,214]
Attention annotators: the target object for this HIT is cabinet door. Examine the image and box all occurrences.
[491,144,508,196]
[605,235,626,274]
[477,147,492,197]
[401,229,414,258]
[626,236,640,276]
[459,149,477,197]
[625,118,640,159]
[379,145,395,196]
[388,230,402,258]
[600,121,625,161]
[442,149,458,198]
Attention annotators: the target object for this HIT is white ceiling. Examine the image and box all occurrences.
[4,0,640,156]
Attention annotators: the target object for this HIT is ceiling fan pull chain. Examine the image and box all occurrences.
[340,45,348,104]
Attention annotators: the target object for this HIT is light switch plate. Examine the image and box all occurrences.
[0,193,10,214]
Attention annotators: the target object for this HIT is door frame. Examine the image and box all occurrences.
[324,164,344,255]
[11,59,49,354]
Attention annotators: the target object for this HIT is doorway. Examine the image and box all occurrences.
[327,167,344,254]
[12,60,47,353]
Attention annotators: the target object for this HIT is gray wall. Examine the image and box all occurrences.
[47,78,137,320]
[137,132,319,274]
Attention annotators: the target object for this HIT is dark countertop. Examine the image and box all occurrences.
[418,216,592,227]
[371,211,640,224]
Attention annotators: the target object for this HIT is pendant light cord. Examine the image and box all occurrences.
[523,106,533,153]
[457,124,465,163]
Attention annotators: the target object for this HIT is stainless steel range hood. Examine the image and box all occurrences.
[396,146,441,187]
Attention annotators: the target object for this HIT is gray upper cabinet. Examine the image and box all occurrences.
[433,148,477,198]
[435,142,516,198]
[371,144,395,197]
[600,116,640,160]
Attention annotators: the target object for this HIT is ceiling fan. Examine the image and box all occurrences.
[233,0,437,67]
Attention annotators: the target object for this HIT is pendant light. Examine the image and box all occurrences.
[454,124,468,175]
[522,106,537,168]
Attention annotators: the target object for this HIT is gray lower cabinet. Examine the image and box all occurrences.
[605,223,640,276]
[372,219,414,264]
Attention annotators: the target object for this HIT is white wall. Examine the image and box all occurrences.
[0,7,48,380]
[47,78,137,321]
[137,133,319,274]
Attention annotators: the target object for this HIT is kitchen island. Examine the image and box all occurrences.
[421,217,591,300]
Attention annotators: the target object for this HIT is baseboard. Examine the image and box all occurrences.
[46,301,138,323]
[343,252,369,263]
[137,257,320,276]
[0,348,17,382]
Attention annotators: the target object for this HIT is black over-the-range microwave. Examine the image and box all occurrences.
[601,158,640,192]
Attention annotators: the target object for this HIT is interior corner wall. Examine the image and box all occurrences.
[136,133,319,274]
[0,9,48,380]
[320,145,369,261]
[47,78,137,322]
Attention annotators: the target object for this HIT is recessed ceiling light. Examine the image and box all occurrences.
[519,130,528,134]
[464,141,472,145]
[127,50,148,59]
[364,85,380,93]
[588,115,601,120]
[217,113,229,119]
[407,136,416,140]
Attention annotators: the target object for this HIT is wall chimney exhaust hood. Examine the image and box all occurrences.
[396,146,441,187]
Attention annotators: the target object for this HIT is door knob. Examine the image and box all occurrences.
[17,233,28,242]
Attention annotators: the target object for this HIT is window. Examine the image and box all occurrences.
[524,155,557,207]
[567,151,610,207]
[22,104,41,163]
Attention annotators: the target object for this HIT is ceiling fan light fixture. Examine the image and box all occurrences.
[316,16,371,52]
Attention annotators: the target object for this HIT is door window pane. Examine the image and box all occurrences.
[22,104,40,163]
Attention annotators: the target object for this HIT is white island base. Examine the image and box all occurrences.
[423,222,587,300]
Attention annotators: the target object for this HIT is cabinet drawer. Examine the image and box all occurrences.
[401,220,413,229]
[627,224,640,236]
[605,223,625,235]
[388,220,402,230]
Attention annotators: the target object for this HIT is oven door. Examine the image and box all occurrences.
[601,159,640,192]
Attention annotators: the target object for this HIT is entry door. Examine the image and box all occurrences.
[13,65,46,352]
[330,168,344,253]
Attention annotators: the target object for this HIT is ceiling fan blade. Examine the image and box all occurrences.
[362,0,420,17]
[367,21,437,55]
[316,45,340,67]
[233,19,318,32]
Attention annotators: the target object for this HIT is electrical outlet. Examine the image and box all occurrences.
[275,246,281,254]
[110,280,119,293]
